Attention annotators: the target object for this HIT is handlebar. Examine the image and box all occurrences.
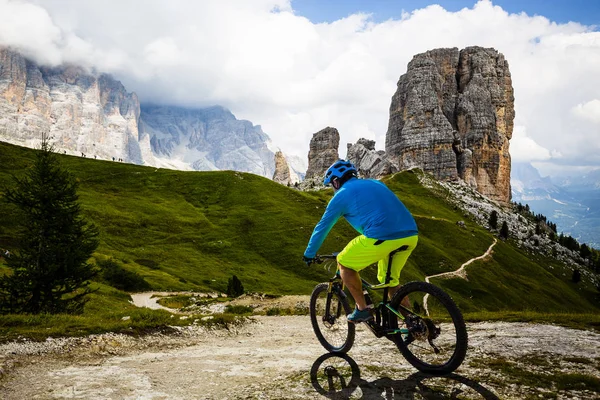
[312,253,338,264]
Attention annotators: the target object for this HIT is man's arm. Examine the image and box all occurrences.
[304,196,345,258]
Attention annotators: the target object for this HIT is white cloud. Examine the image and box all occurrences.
[510,126,552,162]
[0,0,62,64]
[572,99,600,124]
[1,0,599,174]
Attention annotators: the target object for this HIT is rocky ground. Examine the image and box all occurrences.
[1,295,599,399]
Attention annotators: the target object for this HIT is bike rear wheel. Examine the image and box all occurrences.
[310,283,355,353]
[390,281,468,375]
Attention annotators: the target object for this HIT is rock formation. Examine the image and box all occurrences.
[140,105,275,177]
[272,151,291,185]
[0,47,149,163]
[0,47,276,178]
[304,127,340,181]
[386,46,514,204]
[346,138,398,179]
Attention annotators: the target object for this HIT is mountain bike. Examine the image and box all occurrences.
[308,247,468,375]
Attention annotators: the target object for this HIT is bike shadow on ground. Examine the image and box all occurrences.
[310,353,500,400]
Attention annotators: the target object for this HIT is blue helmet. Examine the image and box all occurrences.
[323,160,357,185]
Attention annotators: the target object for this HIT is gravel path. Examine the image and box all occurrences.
[1,315,599,399]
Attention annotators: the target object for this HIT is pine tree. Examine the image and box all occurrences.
[0,136,99,314]
[580,244,591,259]
[571,269,581,284]
[226,275,244,298]
[488,210,498,230]
[499,221,509,239]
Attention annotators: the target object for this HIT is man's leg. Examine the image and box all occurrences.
[387,285,410,308]
[339,264,368,310]
[376,236,419,309]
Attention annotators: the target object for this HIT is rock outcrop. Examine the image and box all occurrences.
[386,46,514,204]
[346,138,398,179]
[272,151,291,185]
[0,47,276,178]
[304,127,340,181]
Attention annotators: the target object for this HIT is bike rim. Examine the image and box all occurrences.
[313,289,350,351]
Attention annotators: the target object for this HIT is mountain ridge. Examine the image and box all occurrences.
[0,47,278,178]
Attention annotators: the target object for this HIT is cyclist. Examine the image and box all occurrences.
[303,160,418,323]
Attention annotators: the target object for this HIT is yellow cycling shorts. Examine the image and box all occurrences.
[336,234,418,287]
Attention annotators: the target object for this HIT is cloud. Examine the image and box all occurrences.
[1,0,599,174]
[572,99,600,124]
[0,0,62,64]
[510,126,558,163]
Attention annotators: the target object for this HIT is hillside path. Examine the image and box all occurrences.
[1,316,599,399]
[426,238,497,283]
[129,292,180,312]
[423,238,497,315]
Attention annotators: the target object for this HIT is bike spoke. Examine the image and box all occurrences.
[400,291,460,367]
[313,291,350,349]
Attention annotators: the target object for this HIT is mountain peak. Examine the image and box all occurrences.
[0,47,275,178]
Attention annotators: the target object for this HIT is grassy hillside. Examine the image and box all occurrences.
[0,152,357,295]
[0,141,599,338]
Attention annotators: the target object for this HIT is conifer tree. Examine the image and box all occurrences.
[488,210,498,230]
[226,275,244,298]
[0,136,99,314]
[571,269,581,284]
[499,221,509,239]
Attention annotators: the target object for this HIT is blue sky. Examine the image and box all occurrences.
[292,0,600,26]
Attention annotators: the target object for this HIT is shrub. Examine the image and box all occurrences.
[571,269,581,284]
[225,305,253,314]
[266,307,283,316]
[135,259,160,269]
[226,275,244,298]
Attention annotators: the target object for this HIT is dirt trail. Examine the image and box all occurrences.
[130,292,181,312]
[1,314,599,399]
[426,239,497,283]
[423,239,497,315]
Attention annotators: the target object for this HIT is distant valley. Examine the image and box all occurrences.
[511,162,600,248]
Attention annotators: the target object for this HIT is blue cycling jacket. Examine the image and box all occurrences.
[304,177,418,258]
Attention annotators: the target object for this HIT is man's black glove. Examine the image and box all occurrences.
[302,255,315,266]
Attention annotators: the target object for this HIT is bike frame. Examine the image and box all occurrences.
[322,246,415,339]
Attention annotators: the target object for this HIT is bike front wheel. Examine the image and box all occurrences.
[390,281,468,375]
[310,283,355,353]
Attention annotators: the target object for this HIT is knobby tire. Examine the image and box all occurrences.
[390,281,468,375]
[309,283,355,353]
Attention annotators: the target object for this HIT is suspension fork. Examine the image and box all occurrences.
[325,279,345,320]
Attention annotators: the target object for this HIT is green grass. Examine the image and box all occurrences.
[225,305,254,315]
[472,357,600,394]
[439,239,600,315]
[0,142,352,295]
[264,306,308,316]
[0,283,250,341]
[0,141,599,339]
[156,295,196,309]
[464,310,600,331]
